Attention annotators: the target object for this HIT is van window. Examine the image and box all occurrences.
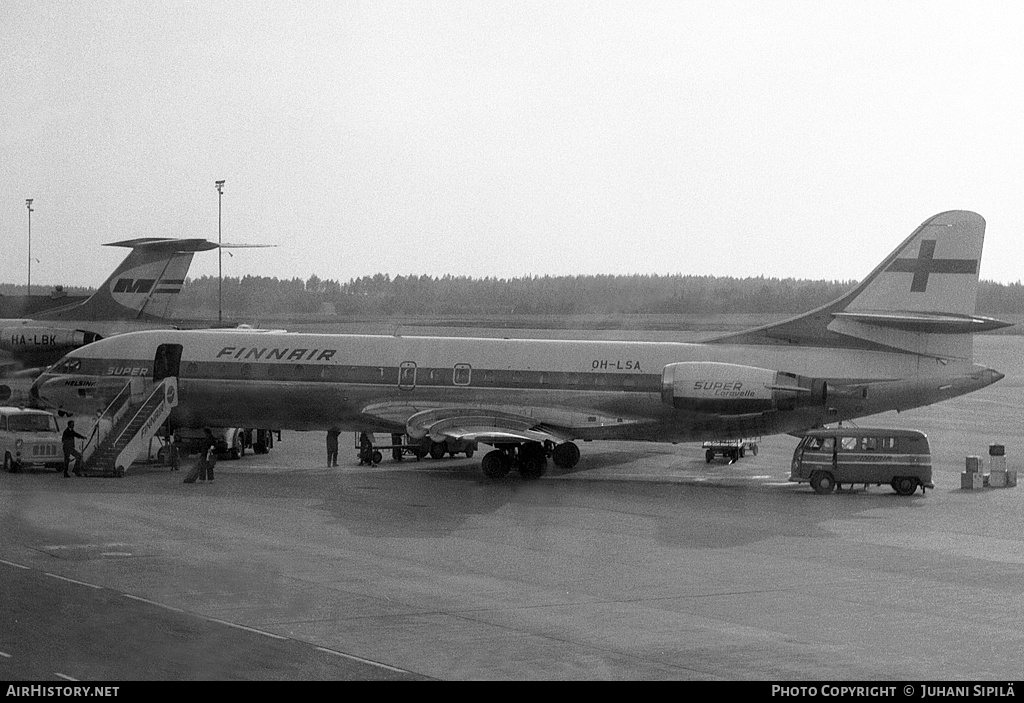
[805,436,834,452]
[9,414,57,432]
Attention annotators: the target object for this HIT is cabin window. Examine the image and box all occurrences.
[399,362,417,390]
[453,364,471,386]
[840,437,857,451]
[484,370,495,384]
[240,363,251,378]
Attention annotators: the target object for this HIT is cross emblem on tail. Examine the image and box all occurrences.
[886,240,977,292]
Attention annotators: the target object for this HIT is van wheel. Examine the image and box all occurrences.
[705,449,714,463]
[751,444,759,456]
[892,477,918,496]
[811,471,836,494]
[4,453,14,473]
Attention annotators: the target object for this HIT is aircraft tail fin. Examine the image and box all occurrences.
[37,238,218,322]
[710,211,1011,358]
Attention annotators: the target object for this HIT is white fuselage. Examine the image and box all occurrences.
[31,329,1002,443]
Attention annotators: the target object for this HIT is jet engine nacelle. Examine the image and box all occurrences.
[661,361,827,414]
[0,327,102,353]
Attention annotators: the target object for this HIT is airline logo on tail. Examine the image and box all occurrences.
[112,278,186,295]
[886,239,977,293]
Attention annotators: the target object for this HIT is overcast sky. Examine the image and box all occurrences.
[2,1,1023,290]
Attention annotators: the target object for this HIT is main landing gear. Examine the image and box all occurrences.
[480,441,581,480]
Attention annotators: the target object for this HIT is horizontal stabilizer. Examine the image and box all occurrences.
[832,311,1012,333]
[104,238,276,252]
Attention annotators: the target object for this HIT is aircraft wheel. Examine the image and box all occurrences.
[552,442,580,469]
[429,441,447,460]
[739,447,746,458]
[518,443,547,480]
[810,471,836,494]
[481,450,511,479]
[705,449,714,464]
[370,450,383,465]
[892,476,918,496]
[751,444,759,456]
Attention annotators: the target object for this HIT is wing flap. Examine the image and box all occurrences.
[406,407,570,445]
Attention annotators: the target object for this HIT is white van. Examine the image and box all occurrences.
[0,407,64,473]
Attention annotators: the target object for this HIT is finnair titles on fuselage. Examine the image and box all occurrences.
[33,211,1009,480]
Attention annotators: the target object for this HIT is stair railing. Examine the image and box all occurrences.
[82,381,135,461]
[109,378,178,475]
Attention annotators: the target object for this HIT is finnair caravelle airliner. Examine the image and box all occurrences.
[32,211,1009,479]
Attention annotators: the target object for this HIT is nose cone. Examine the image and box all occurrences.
[30,373,57,409]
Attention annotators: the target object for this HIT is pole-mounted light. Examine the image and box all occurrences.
[25,199,34,296]
[215,180,225,323]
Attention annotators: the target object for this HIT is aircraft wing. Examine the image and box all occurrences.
[360,403,582,445]
[409,408,572,445]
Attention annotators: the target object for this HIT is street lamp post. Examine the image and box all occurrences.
[25,199,33,296]
[215,180,225,323]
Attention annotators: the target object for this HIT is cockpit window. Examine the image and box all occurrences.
[55,358,81,373]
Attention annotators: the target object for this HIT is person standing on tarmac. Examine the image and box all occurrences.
[358,431,375,466]
[61,420,86,478]
[326,429,340,467]
[199,428,217,482]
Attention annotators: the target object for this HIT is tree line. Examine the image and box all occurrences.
[164,274,1024,319]
[4,275,1021,319]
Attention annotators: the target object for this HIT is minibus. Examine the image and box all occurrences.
[790,428,933,495]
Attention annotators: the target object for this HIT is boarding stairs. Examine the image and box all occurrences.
[81,377,178,477]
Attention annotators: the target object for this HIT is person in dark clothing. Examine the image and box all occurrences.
[62,420,86,478]
[199,428,217,482]
[358,431,374,466]
[326,429,340,467]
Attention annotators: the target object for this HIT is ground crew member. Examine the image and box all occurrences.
[358,431,374,466]
[326,429,340,467]
[62,420,86,478]
[199,428,217,482]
